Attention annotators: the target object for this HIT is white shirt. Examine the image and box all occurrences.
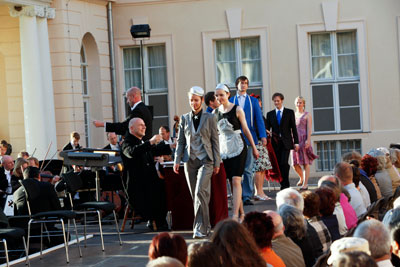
[131,100,142,111]
[358,182,371,208]
[275,106,284,116]
[110,143,120,151]
[344,183,367,217]
[4,169,11,194]
[237,93,247,109]
[334,202,348,236]
[377,259,394,267]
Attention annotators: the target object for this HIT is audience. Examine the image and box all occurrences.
[186,242,224,267]
[335,162,367,217]
[148,233,187,266]
[327,237,371,265]
[368,149,393,198]
[354,219,393,266]
[243,211,285,267]
[264,210,305,267]
[315,187,341,241]
[211,219,266,267]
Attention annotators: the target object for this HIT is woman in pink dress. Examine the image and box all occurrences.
[292,96,318,190]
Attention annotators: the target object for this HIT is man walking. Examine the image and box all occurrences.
[229,76,267,205]
[266,93,299,189]
[174,86,220,238]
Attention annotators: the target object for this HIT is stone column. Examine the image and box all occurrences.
[10,6,57,160]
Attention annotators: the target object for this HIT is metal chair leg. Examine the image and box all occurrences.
[97,210,105,251]
[40,223,43,259]
[27,219,32,259]
[22,236,29,266]
[72,218,82,257]
[113,210,122,246]
[60,219,69,263]
[121,205,129,232]
[2,239,9,267]
[83,212,87,248]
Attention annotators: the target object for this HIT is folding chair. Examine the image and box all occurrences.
[62,171,122,251]
[20,179,82,263]
[0,227,29,266]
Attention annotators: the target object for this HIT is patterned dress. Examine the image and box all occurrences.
[253,116,272,172]
[292,112,318,165]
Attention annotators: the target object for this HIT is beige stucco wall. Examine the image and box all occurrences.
[112,0,400,176]
[0,5,24,159]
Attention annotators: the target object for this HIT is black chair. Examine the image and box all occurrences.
[387,186,400,210]
[62,171,122,251]
[19,179,82,263]
[0,227,29,266]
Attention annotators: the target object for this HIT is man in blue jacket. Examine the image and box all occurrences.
[229,76,267,205]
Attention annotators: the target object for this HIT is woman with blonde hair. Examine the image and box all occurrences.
[11,157,28,192]
[292,96,318,190]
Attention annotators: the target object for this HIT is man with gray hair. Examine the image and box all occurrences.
[0,155,14,208]
[354,219,393,266]
[264,210,305,267]
[276,188,304,211]
[335,162,367,217]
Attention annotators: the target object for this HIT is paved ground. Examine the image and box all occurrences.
[11,178,318,267]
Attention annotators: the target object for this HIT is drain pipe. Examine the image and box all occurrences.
[107,1,119,122]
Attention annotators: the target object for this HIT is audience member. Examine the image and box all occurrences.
[327,237,371,265]
[361,154,383,199]
[335,162,367,217]
[390,223,400,266]
[146,256,184,267]
[380,147,400,193]
[279,204,316,267]
[315,187,341,241]
[11,157,28,192]
[390,148,400,172]
[351,164,371,209]
[332,251,377,267]
[243,211,285,267]
[301,190,332,253]
[368,149,393,198]
[385,207,400,230]
[264,210,305,267]
[319,179,349,235]
[354,219,393,266]
[187,242,224,267]
[211,219,266,267]
[148,233,187,266]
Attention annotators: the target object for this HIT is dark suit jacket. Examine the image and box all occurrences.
[121,134,171,222]
[266,108,299,150]
[106,102,153,141]
[62,142,82,151]
[0,167,9,197]
[13,178,61,216]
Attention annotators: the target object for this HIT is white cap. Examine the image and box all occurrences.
[327,237,370,265]
[215,83,230,93]
[189,86,204,97]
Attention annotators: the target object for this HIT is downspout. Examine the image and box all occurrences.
[107,1,119,122]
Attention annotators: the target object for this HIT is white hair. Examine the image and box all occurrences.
[146,256,184,267]
[276,188,304,212]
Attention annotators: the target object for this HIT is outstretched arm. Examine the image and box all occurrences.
[237,106,259,160]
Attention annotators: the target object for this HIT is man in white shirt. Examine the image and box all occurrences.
[104,132,121,151]
[335,162,367,217]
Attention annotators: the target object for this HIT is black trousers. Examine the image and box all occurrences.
[272,139,291,189]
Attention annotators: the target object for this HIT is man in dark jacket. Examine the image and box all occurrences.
[121,118,172,230]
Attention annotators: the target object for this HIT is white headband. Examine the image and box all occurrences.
[215,83,230,93]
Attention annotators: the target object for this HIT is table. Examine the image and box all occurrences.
[163,164,228,230]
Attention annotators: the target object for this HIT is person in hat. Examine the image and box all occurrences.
[174,86,221,239]
[327,237,371,265]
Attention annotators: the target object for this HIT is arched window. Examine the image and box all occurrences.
[80,45,90,147]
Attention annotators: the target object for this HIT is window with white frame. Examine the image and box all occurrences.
[80,46,90,146]
[123,45,168,134]
[316,139,361,171]
[310,31,361,134]
[215,37,262,97]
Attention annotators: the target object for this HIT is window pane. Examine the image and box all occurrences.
[124,69,141,90]
[241,38,260,60]
[338,55,359,77]
[314,109,335,132]
[340,107,361,131]
[216,40,236,61]
[148,94,168,117]
[148,46,166,67]
[80,47,86,63]
[83,101,90,147]
[337,32,357,54]
[311,34,331,56]
[312,57,332,79]
[149,67,167,90]
[242,60,261,83]
[312,85,334,108]
[123,48,141,69]
[338,83,359,106]
[217,62,236,84]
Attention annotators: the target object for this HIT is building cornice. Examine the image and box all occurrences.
[9,4,55,18]
[1,0,52,7]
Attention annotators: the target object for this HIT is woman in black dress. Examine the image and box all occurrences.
[214,83,259,222]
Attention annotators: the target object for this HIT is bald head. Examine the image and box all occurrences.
[129,118,146,139]
[318,175,339,187]
[264,210,284,238]
[126,87,142,107]
[334,162,353,185]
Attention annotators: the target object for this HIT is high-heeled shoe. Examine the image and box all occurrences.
[299,186,309,191]
[297,180,303,186]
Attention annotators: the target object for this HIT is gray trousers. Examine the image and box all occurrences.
[184,157,213,235]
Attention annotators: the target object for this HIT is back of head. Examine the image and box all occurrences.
[276,188,304,212]
[319,180,341,202]
[187,242,224,267]
[14,157,28,177]
[23,166,40,179]
[342,151,362,165]
[334,162,353,184]
[391,223,400,253]
[388,208,400,230]
[148,233,187,266]
[354,219,391,260]
[361,154,378,176]
[278,204,306,240]
[70,131,80,140]
[27,157,39,168]
[211,219,266,267]
[264,210,284,237]
[389,148,400,164]
[243,211,274,249]
[204,92,216,106]
[301,190,320,218]
[318,175,340,187]
[350,165,361,187]
[328,237,371,265]
[332,251,377,267]
[146,256,184,267]
[315,187,336,216]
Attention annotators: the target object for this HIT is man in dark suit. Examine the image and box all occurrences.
[0,155,14,208]
[93,87,153,141]
[266,93,299,189]
[121,118,172,230]
[62,131,83,151]
[103,132,120,151]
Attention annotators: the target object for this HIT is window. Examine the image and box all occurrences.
[215,37,262,97]
[316,139,361,171]
[80,46,90,146]
[310,31,361,133]
[123,45,169,133]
